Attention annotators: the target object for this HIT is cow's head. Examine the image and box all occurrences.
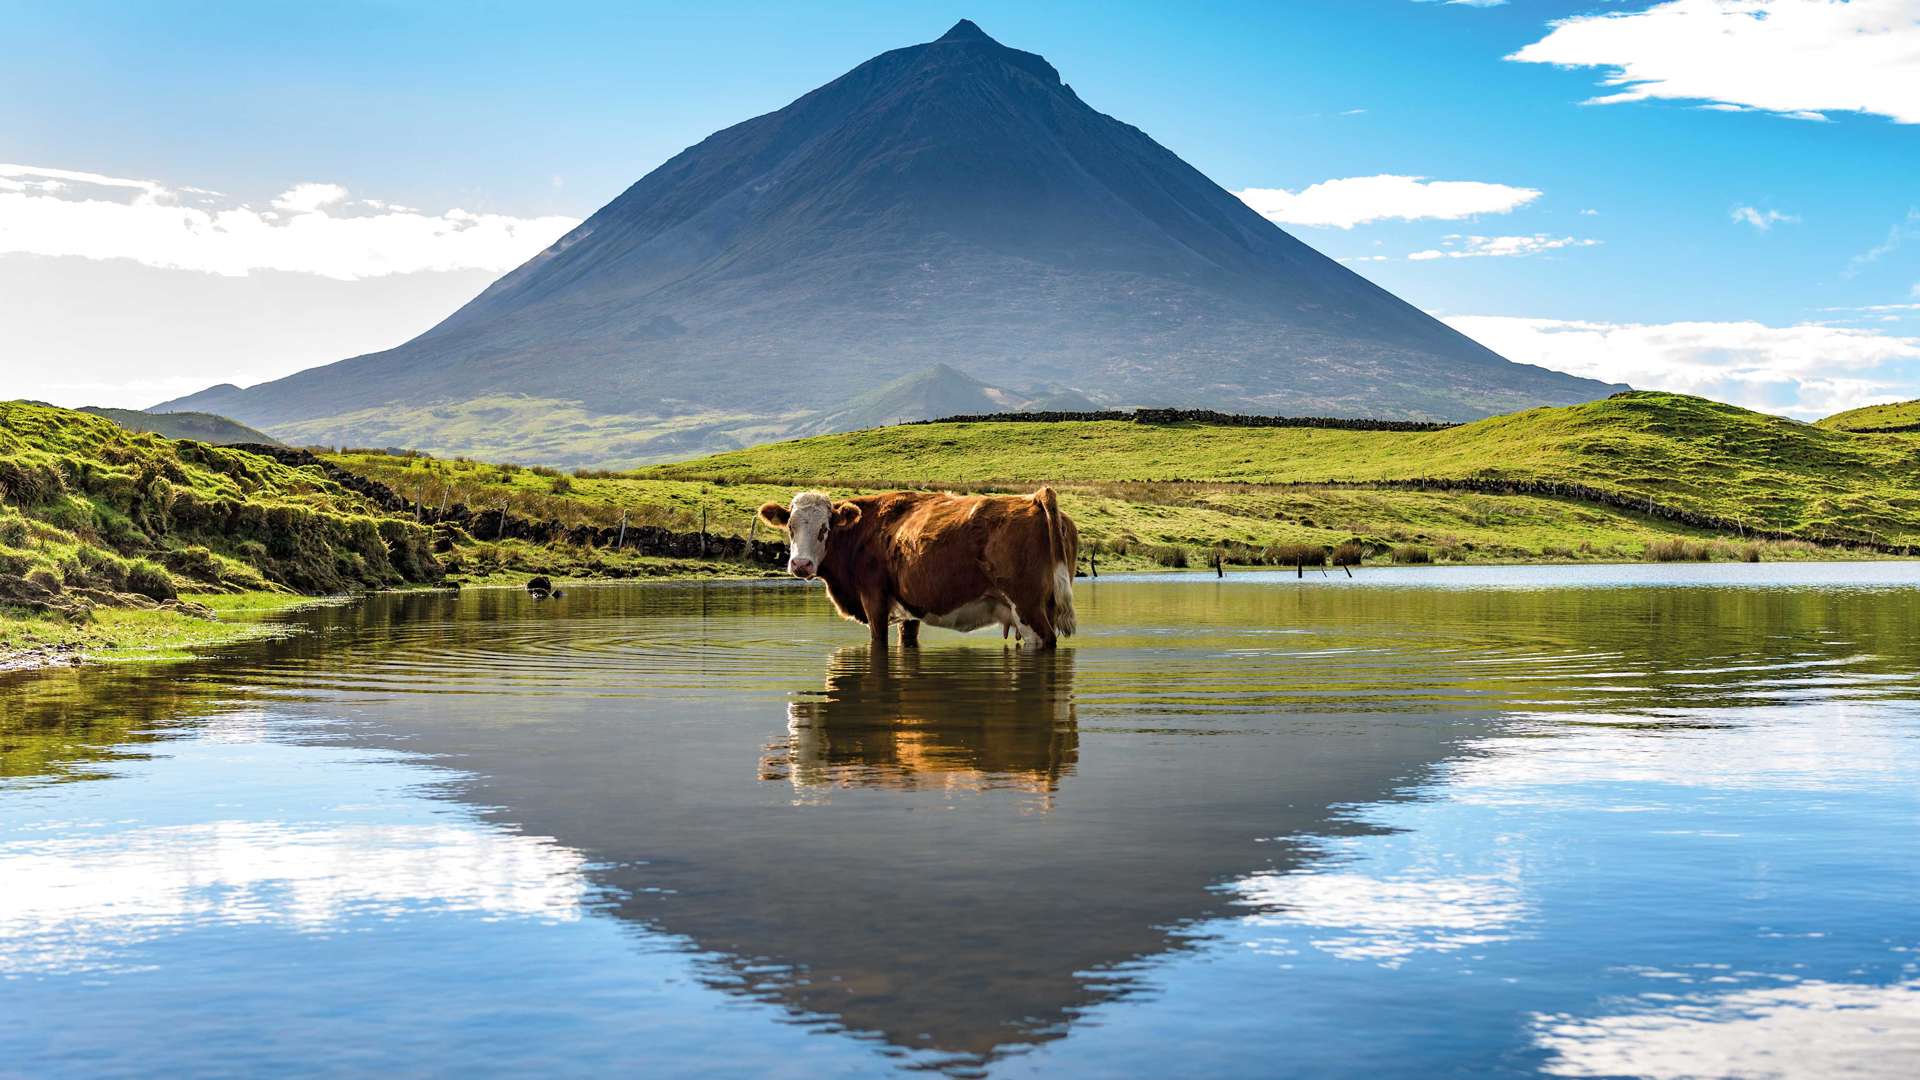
[759,492,861,579]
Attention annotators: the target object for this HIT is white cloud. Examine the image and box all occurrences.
[1445,314,1920,418]
[1848,208,1920,276]
[1,254,500,408]
[1234,870,1526,968]
[0,163,167,196]
[1508,0,1920,125]
[1534,980,1920,1079]
[1731,204,1798,230]
[1235,174,1542,230]
[0,819,589,975]
[1578,208,1600,216]
[271,181,348,213]
[1821,301,1920,314]
[1408,234,1601,260]
[0,162,580,281]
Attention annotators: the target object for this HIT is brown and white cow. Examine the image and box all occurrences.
[758,487,1078,649]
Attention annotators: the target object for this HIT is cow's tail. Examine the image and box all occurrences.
[1034,485,1077,638]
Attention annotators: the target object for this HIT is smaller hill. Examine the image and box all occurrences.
[78,406,281,446]
[1817,400,1920,434]
[797,365,1028,436]
[1,402,438,619]
[647,392,1920,548]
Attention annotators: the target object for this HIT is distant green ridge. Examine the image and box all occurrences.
[646,392,1920,548]
[78,406,281,446]
[1817,399,1920,434]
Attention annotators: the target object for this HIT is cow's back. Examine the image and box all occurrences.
[863,493,1046,614]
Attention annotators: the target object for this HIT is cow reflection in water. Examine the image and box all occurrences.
[762,645,1077,802]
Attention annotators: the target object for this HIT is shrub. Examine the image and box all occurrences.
[1390,544,1432,565]
[1152,544,1190,568]
[1645,538,1712,562]
[125,559,178,601]
[1741,542,1763,563]
[1217,541,1269,565]
[159,545,222,585]
[24,565,63,593]
[1331,541,1365,567]
[548,475,574,495]
[1265,542,1326,567]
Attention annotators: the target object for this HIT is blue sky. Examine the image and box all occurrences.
[3,0,1917,416]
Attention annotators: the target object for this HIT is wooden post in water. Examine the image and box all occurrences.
[1214,550,1224,578]
[1089,550,1097,578]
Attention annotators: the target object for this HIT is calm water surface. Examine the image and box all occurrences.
[4,564,1920,1077]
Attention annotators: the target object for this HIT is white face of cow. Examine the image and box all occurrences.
[759,492,858,580]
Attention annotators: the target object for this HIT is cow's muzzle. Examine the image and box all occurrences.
[788,558,816,579]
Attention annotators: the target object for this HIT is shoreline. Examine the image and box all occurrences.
[0,592,336,675]
[10,554,1914,675]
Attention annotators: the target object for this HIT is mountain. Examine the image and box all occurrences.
[77,406,280,446]
[160,19,1623,467]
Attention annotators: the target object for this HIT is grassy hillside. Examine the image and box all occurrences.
[2,402,439,641]
[642,392,1920,548]
[1818,399,1920,434]
[326,392,1906,572]
[79,406,281,446]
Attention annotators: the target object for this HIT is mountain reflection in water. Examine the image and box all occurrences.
[4,567,1920,1077]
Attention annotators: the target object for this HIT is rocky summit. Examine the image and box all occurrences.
[160,20,1622,466]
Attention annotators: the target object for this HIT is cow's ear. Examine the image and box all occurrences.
[831,501,862,528]
[758,502,790,526]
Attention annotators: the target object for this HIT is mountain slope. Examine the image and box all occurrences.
[162,20,1621,465]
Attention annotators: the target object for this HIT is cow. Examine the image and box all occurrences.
[757,487,1078,649]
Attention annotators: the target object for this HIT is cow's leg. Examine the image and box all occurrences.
[1014,604,1058,650]
[899,619,921,648]
[861,588,893,650]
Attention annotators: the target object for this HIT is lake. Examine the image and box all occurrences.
[5,564,1920,1077]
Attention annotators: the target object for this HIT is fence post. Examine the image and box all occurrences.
[617,509,628,550]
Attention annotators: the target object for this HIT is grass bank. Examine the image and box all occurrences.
[1,401,448,671]
[0,590,325,671]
